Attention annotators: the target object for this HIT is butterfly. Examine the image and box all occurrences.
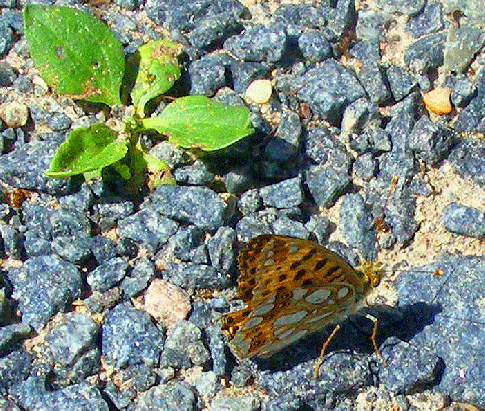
[220,234,382,375]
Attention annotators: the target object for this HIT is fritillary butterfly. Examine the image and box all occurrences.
[221,234,382,375]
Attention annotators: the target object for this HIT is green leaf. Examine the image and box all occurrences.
[130,40,182,117]
[141,96,254,151]
[23,5,124,106]
[46,123,128,177]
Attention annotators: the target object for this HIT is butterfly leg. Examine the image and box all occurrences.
[366,314,388,366]
[313,324,341,378]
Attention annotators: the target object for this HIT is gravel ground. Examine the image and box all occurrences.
[1,0,485,410]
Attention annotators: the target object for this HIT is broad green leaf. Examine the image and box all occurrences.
[141,96,254,151]
[23,5,124,106]
[46,123,128,177]
[130,40,182,117]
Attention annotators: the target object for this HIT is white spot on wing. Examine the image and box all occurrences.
[252,298,276,316]
[305,289,331,304]
[305,311,333,323]
[273,310,308,326]
[241,316,263,330]
[292,288,307,301]
[337,287,350,299]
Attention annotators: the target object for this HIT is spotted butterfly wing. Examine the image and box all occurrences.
[221,235,379,359]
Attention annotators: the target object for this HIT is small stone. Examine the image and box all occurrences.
[244,79,272,104]
[0,102,29,128]
[143,279,191,328]
[422,87,452,115]
[441,203,485,238]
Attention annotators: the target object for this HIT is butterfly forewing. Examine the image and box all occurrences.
[221,235,376,359]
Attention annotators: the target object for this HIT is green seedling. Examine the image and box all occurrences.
[23,5,254,192]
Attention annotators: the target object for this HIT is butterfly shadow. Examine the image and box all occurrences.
[252,302,443,373]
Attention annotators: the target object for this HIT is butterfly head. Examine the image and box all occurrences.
[357,261,383,289]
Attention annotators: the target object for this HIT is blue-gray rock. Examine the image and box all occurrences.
[135,381,196,411]
[405,1,444,37]
[149,141,187,169]
[166,226,205,262]
[0,224,23,259]
[45,313,98,366]
[0,349,33,396]
[161,320,209,368]
[58,184,93,212]
[90,236,117,264]
[0,323,31,357]
[404,32,447,73]
[102,303,164,368]
[293,59,366,126]
[163,262,231,289]
[274,4,327,30]
[395,256,485,407]
[263,394,303,411]
[224,24,287,63]
[374,0,425,16]
[298,30,332,62]
[264,110,301,163]
[87,257,128,292]
[189,53,233,95]
[10,373,108,411]
[304,125,352,166]
[237,189,261,215]
[305,164,350,208]
[174,159,215,186]
[206,325,226,377]
[320,0,355,38]
[355,9,390,41]
[385,92,424,154]
[117,207,179,253]
[339,193,377,261]
[188,15,242,50]
[0,61,15,87]
[340,99,381,146]
[121,257,154,297]
[357,62,391,104]
[451,74,477,107]
[50,209,91,238]
[146,0,246,31]
[365,174,418,245]
[8,255,81,331]
[0,20,13,58]
[272,216,310,239]
[0,140,71,195]
[305,215,331,244]
[408,116,456,165]
[211,396,260,411]
[117,364,157,393]
[255,352,373,403]
[441,203,485,237]
[222,164,255,195]
[353,152,377,180]
[444,24,485,73]
[23,232,51,257]
[230,61,270,94]
[47,113,72,132]
[207,226,236,272]
[349,39,381,62]
[449,139,485,187]
[386,65,418,102]
[151,185,227,231]
[92,199,135,232]
[115,0,141,10]
[378,337,444,394]
[51,234,93,264]
[259,177,304,209]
